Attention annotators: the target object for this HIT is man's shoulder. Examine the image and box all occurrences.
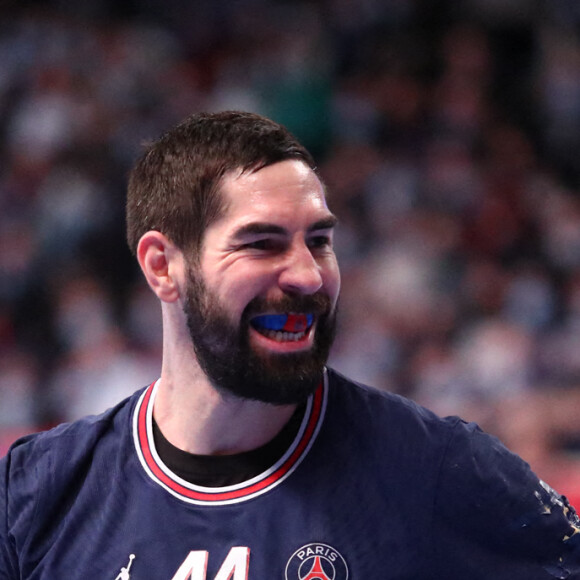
[323,366,470,476]
[0,388,149,575]
[325,367,540,477]
[1,387,145,486]
[326,366,462,434]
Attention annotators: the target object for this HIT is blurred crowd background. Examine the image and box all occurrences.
[2,0,580,500]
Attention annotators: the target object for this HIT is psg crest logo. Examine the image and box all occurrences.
[285,543,349,580]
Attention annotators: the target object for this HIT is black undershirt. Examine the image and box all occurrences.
[152,404,306,487]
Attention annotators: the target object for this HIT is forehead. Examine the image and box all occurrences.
[218,159,331,226]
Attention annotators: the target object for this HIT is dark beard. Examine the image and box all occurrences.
[183,268,337,405]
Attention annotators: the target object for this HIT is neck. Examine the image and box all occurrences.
[153,366,297,456]
[154,305,298,456]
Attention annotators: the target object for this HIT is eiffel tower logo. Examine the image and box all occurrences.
[300,555,334,580]
[114,554,135,580]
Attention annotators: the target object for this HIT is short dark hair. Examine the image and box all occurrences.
[126,110,316,257]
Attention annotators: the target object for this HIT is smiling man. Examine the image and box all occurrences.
[1,112,580,580]
[176,160,339,408]
[126,115,341,456]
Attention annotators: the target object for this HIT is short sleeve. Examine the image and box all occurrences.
[432,419,580,579]
[0,452,19,580]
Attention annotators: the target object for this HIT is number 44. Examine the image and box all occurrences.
[171,547,250,580]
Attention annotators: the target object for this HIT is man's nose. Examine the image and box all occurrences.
[278,243,323,295]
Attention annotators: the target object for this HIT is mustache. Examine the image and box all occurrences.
[243,292,333,320]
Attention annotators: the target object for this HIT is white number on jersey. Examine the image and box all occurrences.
[171,547,250,580]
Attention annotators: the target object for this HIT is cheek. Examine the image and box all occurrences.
[210,267,274,317]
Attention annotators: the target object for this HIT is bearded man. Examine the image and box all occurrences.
[1,111,579,580]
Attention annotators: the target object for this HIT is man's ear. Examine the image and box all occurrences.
[136,231,184,303]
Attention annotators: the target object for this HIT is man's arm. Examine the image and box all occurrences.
[0,451,19,580]
[432,419,580,579]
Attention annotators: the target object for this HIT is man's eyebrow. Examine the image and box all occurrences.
[231,216,338,240]
[308,216,338,232]
[231,223,286,239]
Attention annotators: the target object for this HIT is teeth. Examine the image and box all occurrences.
[260,329,307,342]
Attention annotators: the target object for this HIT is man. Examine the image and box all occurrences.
[1,111,579,579]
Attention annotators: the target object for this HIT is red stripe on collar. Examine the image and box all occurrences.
[133,379,327,505]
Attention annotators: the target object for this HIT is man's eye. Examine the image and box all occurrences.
[309,235,332,249]
[243,239,275,250]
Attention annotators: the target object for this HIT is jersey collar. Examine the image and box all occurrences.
[132,373,328,506]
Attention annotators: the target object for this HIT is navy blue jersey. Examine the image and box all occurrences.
[1,368,580,579]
